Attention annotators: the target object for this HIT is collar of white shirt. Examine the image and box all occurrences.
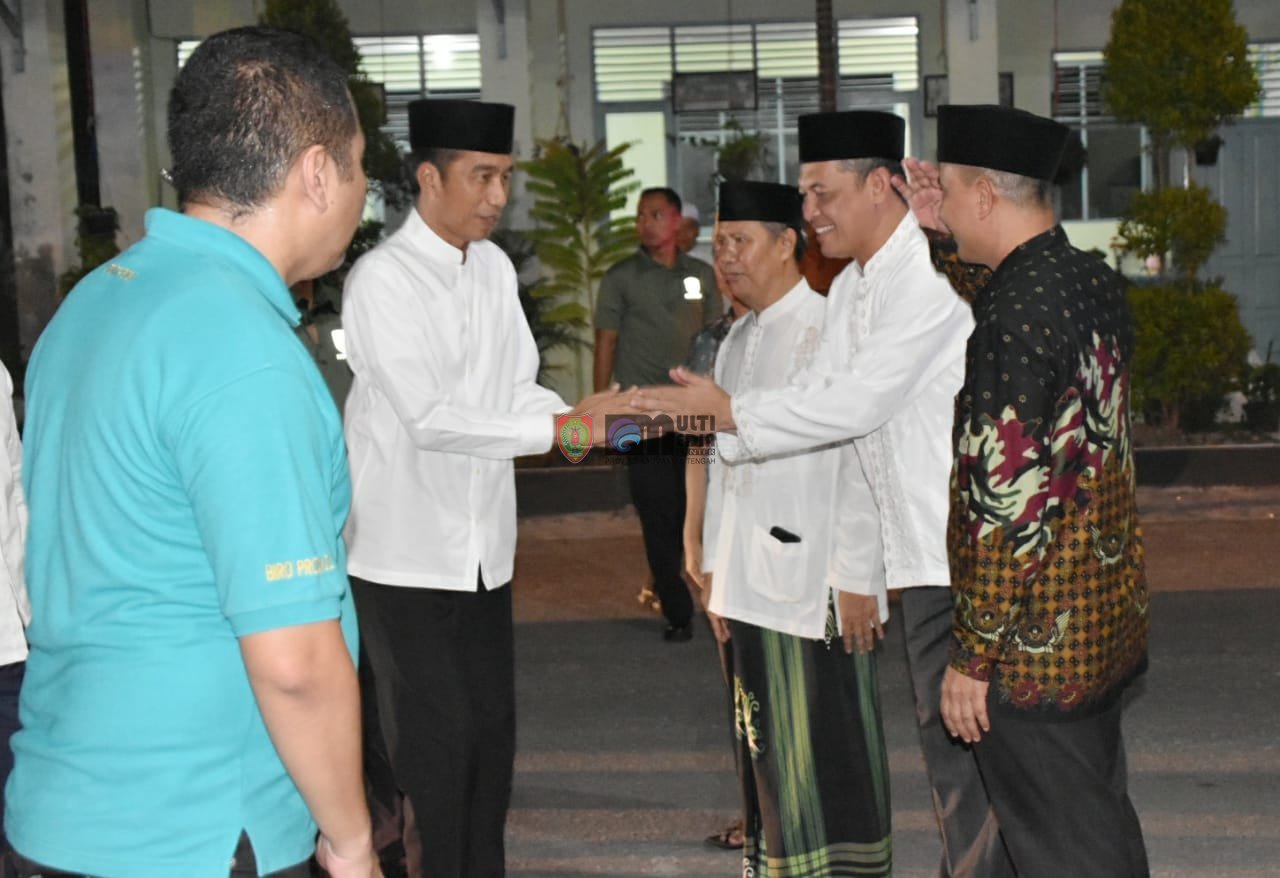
[750,278,813,329]
[849,210,922,283]
[403,208,469,268]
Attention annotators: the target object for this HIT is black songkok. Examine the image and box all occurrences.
[797,110,905,164]
[408,99,515,154]
[936,104,1070,181]
[717,180,803,233]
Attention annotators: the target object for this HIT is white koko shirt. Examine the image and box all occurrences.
[342,211,567,591]
[0,365,27,665]
[718,212,973,600]
[702,280,866,639]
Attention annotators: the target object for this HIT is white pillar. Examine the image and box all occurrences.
[477,0,534,228]
[945,0,999,105]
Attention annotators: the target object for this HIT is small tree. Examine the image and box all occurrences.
[260,0,408,211]
[520,139,639,399]
[1104,0,1260,188]
[1116,184,1226,286]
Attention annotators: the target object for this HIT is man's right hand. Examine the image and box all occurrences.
[892,157,948,235]
[699,573,732,643]
[316,834,384,878]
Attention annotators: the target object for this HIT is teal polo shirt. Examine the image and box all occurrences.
[595,249,721,387]
[7,208,357,878]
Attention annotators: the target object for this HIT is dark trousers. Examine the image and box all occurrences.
[625,436,693,628]
[353,576,515,878]
[14,832,308,878]
[975,696,1149,878]
[899,587,1014,878]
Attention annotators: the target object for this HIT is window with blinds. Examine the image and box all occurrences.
[1051,52,1140,221]
[177,35,481,150]
[1249,42,1280,118]
[354,34,481,148]
[1052,51,1108,121]
[593,18,917,104]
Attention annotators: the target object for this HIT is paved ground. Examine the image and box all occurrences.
[503,486,1280,877]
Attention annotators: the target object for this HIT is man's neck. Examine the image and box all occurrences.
[988,208,1057,270]
[851,202,908,269]
[751,269,803,315]
[643,243,678,268]
[183,202,297,285]
[417,202,470,259]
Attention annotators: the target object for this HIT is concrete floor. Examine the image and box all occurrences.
[504,486,1280,877]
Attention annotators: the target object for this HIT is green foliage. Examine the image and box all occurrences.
[1116,183,1227,285]
[259,0,409,210]
[520,138,639,395]
[680,118,772,194]
[491,229,588,384]
[1243,344,1280,432]
[1104,0,1260,155]
[1128,282,1251,430]
[59,206,121,297]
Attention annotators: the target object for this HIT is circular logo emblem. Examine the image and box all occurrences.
[607,417,643,452]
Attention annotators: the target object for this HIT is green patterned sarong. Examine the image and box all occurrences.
[728,615,892,877]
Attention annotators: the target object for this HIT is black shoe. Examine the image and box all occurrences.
[663,623,693,642]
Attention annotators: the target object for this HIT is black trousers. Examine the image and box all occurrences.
[14,832,309,878]
[899,587,1014,878]
[353,576,515,878]
[975,695,1149,878]
[625,436,694,628]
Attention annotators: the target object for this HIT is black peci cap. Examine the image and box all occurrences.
[408,99,515,154]
[936,104,1070,181]
[717,180,803,232]
[798,110,905,164]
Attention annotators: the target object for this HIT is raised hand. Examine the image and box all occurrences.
[892,157,948,235]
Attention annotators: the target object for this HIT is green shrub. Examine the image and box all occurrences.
[1116,184,1226,285]
[1128,282,1250,430]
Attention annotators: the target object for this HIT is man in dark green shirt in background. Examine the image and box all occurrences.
[595,187,720,641]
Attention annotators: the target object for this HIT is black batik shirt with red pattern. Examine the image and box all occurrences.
[947,225,1149,717]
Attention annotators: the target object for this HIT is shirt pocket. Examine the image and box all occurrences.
[748,523,810,604]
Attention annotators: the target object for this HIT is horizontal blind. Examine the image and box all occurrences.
[837,17,919,92]
[1248,42,1280,118]
[1052,51,1107,121]
[594,27,673,102]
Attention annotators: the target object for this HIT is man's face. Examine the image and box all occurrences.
[323,126,368,273]
[937,163,982,264]
[676,217,700,253]
[422,150,514,247]
[713,219,790,312]
[798,160,875,261]
[636,194,681,252]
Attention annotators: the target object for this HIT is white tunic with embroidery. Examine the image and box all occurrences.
[717,213,973,615]
[701,280,851,639]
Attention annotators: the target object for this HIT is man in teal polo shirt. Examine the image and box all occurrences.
[6,28,379,878]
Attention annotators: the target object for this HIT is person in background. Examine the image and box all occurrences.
[595,187,720,641]
[8,26,378,878]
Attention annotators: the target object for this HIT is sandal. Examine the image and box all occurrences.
[704,818,745,850]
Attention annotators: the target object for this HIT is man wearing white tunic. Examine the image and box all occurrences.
[341,99,620,877]
[701,179,890,876]
[639,111,1013,878]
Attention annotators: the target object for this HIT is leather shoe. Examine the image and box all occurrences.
[663,623,693,642]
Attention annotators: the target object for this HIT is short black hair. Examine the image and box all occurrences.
[761,221,808,263]
[640,187,682,213]
[168,26,358,211]
[406,147,463,193]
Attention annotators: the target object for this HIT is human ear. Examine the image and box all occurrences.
[297,144,332,212]
[975,176,995,219]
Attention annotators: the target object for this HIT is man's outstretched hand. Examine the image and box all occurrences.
[630,367,733,434]
[891,157,948,235]
[566,384,643,445]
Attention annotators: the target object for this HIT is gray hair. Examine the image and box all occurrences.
[976,168,1053,207]
[760,221,807,263]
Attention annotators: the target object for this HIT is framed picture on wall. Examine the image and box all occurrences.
[923,72,1014,117]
